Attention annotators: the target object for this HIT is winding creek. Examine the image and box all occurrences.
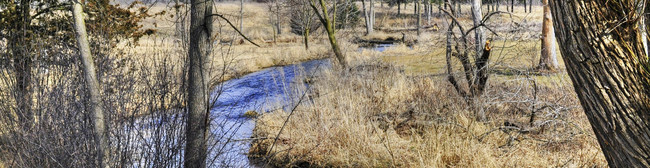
[209,59,330,167]
[128,44,397,167]
[209,44,401,167]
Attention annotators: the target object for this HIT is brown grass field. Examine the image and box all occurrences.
[0,1,607,167]
[241,3,608,168]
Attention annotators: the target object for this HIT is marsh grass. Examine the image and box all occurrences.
[250,58,605,167]
[248,4,606,168]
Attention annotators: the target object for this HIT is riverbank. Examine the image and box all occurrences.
[248,57,606,167]
[246,4,607,167]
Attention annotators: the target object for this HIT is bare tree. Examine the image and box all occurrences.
[549,0,650,167]
[185,0,213,166]
[441,0,498,120]
[71,1,109,167]
[362,0,375,35]
[309,0,347,68]
[537,0,557,71]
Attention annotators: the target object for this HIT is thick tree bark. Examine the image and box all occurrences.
[537,0,557,71]
[549,1,650,167]
[72,1,109,167]
[310,0,347,68]
[185,0,213,166]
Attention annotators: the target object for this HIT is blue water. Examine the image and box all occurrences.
[359,43,396,52]
[207,59,330,167]
[126,46,391,167]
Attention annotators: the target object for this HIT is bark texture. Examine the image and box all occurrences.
[185,0,213,166]
[72,2,109,167]
[537,0,558,71]
[549,1,650,167]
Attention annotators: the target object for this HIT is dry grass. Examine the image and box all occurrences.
[249,4,608,168]
[250,58,606,167]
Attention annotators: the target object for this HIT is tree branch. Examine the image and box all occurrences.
[208,13,260,47]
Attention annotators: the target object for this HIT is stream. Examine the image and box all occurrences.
[210,44,401,167]
[209,59,330,167]
[127,44,396,167]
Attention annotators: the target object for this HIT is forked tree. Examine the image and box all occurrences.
[549,0,650,167]
[441,0,496,120]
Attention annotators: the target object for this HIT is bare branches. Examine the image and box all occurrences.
[208,13,260,47]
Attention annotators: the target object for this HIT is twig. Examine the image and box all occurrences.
[208,13,261,47]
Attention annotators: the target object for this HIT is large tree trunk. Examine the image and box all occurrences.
[185,0,213,166]
[537,0,557,71]
[549,1,650,167]
[72,1,109,167]
[310,0,347,68]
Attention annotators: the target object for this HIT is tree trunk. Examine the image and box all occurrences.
[456,0,461,15]
[185,0,213,166]
[362,0,371,35]
[510,0,513,12]
[471,0,484,57]
[310,0,347,68]
[496,0,500,11]
[549,1,650,167]
[11,0,33,126]
[72,1,109,167]
[397,0,401,16]
[523,0,526,13]
[537,0,557,71]
[303,27,310,49]
[275,1,282,35]
[416,0,421,36]
[370,0,374,33]
[240,0,244,31]
[426,0,431,25]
